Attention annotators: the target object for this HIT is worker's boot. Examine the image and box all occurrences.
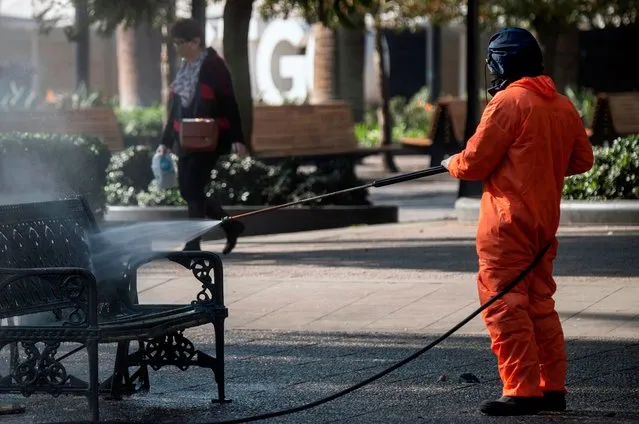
[541,391,566,412]
[480,396,543,416]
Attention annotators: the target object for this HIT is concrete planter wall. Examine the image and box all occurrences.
[104,204,398,237]
[455,197,639,225]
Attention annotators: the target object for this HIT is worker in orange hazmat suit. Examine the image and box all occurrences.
[441,27,594,416]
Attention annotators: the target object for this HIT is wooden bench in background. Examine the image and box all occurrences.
[251,101,399,162]
[589,92,639,146]
[0,107,125,151]
[400,97,486,165]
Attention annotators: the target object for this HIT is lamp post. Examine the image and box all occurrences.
[74,0,90,90]
[427,23,441,103]
[458,0,483,198]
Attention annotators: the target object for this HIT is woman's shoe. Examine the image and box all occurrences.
[182,239,202,251]
[220,219,245,255]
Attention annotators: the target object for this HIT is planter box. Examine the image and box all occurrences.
[455,197,639,225]
[0,107,124,151]
[104,204,398,238]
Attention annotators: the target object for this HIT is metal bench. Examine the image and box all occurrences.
[589,92,639,146]
[0,197,228,422]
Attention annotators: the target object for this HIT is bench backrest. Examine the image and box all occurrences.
[590,92,639,145]
[252,102,359,158]
[431,98,488,146]
[0,197,98,320]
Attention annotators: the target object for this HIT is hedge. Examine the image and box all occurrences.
[0,132,111,218]
[105,146,371,207]
[563,135,639,200]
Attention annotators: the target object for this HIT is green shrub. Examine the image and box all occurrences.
[0,132,111,217]
[104,145,155,206]
[563,135,639,200]
[136,184,186,207]
[356,86,433,146]
[565,85,595,127]
[105,150,370,207]
[115,106,164,138]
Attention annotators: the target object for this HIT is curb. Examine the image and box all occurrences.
[103,205,399,237]
[455,197,639,225]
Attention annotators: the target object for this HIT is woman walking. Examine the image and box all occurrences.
[160,18,246,254]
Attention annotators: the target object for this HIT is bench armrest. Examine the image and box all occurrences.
[121,251,225,307]
[0,267,99,327]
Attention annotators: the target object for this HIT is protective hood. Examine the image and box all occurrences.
[487,27,544,79]
[509,75,558,99]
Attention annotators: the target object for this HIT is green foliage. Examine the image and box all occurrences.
[563,135,639,200]
[480,0,637,29]
[106,147,370,207]
[206,156,279,205]
[136,184,186,207]
[52,83,112,109]
[0,82,43,111]
[104,145,155,206]
[258,0,453,29]
[0,132,111,218]
[0,79,110,112]
[115,105,165,138]
[564,85,596,127]
[355,85,433,146]
[35,0,174,37]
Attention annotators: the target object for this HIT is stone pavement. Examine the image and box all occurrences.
[2,219,637,424]
[2,156,638,423]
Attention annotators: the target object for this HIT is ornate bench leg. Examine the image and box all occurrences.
[211,317,229,404]
[87,339,100,423]
[102,340,150,399]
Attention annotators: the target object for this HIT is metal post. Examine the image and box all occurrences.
[427,23,441,103]
[74,0,90,90]
[458,0,483,198]
[191,0,207,40]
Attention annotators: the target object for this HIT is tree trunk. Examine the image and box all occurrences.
[191,0,207,39]
[311,23,338,104]
[162,0,177,123]
[74,0,90,90]
[374,27,398,173]
[533,19,562,81]
[336,26,366,122]
[223,0,254,151]
[116,23,163,109]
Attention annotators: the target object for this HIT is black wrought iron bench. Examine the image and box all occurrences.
[0,197,228,422]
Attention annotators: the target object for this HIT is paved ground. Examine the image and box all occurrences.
[1,156,637,423]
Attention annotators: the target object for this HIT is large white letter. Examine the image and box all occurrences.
[255,20,308,104]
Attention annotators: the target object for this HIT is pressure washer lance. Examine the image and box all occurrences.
[227,165,448,221]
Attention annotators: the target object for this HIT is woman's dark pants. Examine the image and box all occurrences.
[177,153,231,250]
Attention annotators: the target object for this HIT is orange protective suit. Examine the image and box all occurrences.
[447,75,594,397]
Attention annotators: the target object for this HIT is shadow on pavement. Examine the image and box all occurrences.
[228,233,639,278]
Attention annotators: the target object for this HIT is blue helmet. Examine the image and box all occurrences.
[486,27,544,95]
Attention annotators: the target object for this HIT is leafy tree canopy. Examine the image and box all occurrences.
[34,0,173,40]
[258,0,459,29]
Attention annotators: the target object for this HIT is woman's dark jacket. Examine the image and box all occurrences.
[161,47,245,157]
